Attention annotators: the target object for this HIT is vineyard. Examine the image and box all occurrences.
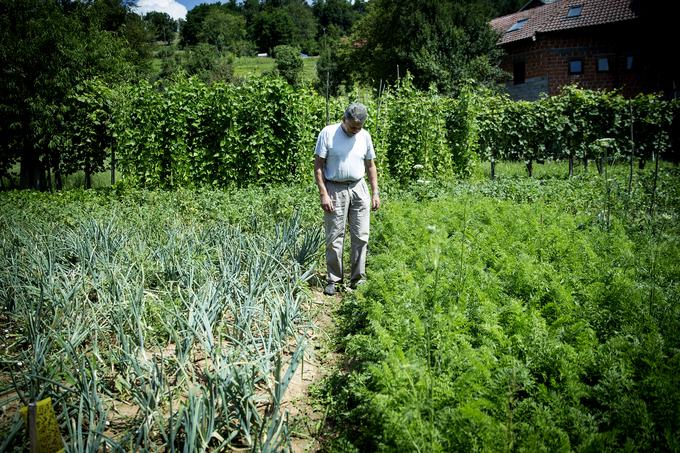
[1,75,679,451]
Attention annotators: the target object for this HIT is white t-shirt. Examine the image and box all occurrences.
[314,123,376,182]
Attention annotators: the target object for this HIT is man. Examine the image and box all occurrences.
[314,102,380,296]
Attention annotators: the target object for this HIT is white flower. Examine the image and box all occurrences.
[413,164,424,170]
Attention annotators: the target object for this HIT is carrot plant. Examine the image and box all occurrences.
[324,165,680,451]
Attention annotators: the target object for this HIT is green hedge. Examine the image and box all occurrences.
[45,75,479,188]
[22,76,678,189]
[476,86,677,176]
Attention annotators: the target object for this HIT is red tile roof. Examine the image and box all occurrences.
[490,0,638,45]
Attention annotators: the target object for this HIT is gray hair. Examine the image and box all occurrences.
[344,102,368,123]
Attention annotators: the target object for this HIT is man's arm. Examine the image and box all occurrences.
[315,155,334,212]
[365,159,380,211]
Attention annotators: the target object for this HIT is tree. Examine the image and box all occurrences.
[180,3,216,47]
[0,0,141,189]
[313,0,357,34]
[184,43,234,84]
[316,24,346,95]
[345,0,504,94]
[481,0,527,17]
[274,45,303,86]
[145,11,177,44]
[197,9,247,53]
[253,1,317,54]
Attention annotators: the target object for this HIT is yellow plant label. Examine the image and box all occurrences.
[20,397,64,453]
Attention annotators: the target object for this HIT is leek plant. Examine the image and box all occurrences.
[0,191,324,451]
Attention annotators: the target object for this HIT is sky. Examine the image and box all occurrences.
[133,0,222,20]
[134,0,316,20]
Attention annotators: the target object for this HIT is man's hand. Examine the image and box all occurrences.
[371,193,381,211]
[321,194,334,213]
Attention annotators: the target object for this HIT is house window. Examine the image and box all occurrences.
[513,61,526,85]
[626,55,634,70]
[507,18,528,32]
[567,5,582,17]
[569,59,583,74]
[597,57,610,72]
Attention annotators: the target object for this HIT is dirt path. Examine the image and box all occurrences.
[282,288,340,453]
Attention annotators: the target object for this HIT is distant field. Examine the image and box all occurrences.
[233,56,319,82]
[149,51,319,83]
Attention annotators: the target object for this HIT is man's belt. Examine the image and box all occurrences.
[326,179,360,184]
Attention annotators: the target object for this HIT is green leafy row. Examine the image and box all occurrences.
[0,187,324,451]
[475,86,679,177]
[327,166,680,451]
[48,76,677,190]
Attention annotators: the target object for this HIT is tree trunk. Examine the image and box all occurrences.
[569,154,574,178]
[526,159,533,178]
[490,156,496,180]
[55,166,63,190]
[46,161,52,192]
[19,146,43,190]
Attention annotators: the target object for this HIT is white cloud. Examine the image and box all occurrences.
[133,0,188,20]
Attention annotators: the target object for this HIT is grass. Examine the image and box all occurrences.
[233,56,319,83]
[145,35,320,84]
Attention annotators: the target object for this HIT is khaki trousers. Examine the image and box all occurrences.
[324,179,371,284]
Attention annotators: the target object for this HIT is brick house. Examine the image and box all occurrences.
[490,0,676,100]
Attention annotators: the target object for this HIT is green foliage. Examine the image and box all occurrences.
[183,43,235,83]
[273,45,304,86]
[179,3,216,47]
[52,79,118,189]
[113,76,318,188]
[253,1,318,55]
[315,25,346,96]
[345,0,504,93]
[326,166,680,451]
[473,86,677,176]
[0,185,324,450]
[197,9,248,54]
[312,0,358,35]
[144,11,177,44]
[0,0,148,189]
[105,75,480,189]
[379,77,453,182]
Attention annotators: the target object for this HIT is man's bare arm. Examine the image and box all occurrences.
[315,155,334,212]
[365,159,380,211]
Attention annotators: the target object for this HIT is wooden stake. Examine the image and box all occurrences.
[28,402,37,453]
